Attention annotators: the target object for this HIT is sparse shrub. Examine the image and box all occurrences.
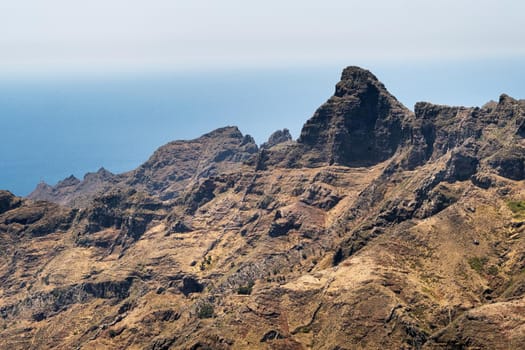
[297,325,311,333]
[468,256,488,273]
[237,280,254,295]
[508,200,525,213]
[507,200,525,219]
[200,256,212,271]
[487,265,499,275]
[197,302,214,319]
[292,186,304,196]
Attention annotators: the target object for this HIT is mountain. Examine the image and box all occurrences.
[3,66,525,349]
[28,126,258,207]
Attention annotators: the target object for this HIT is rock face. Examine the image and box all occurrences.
[127,126,258,200]
[2,66,525,349]
[296,66,411,166]
[0,191,22,215]
[260,128,292,149]
[28,167,119,208]
[0,193,74,240]
[407,94,525,181]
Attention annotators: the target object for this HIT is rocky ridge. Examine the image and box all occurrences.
[29,126,258,207]
[261,128,293,149]
[28,167,119,207]
[3,66,525,349]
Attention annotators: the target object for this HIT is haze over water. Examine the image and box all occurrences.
[1,60,524,196]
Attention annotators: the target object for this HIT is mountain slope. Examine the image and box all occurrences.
[3,66,525,349]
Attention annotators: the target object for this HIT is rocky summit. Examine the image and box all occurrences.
[3,66,525,349]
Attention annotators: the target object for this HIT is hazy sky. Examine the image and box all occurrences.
[1,0,524,74]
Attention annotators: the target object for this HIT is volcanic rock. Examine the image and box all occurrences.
[295,66,411,167]
[2,66,525,349]
[28,167,119,208]
[0,191,22,215]
[260,128,292,149]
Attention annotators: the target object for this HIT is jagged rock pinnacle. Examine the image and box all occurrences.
[297,66,410,167]
[261,129,292,149]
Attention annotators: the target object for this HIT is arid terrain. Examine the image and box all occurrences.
[2,66,525,349]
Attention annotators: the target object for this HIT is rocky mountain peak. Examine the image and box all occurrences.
[127,126,258,200]
[499,93,516,104]
[28,169,118,208]
[57,175,81,187]
[31,181,53,194]
[296,66,411,167]
[261,128,292,149]
[199,126,243,140]
[334,66,385,97]
[84,167,114,182]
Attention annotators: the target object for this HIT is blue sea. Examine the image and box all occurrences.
[1,61,524,196]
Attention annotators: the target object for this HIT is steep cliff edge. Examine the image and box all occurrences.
[298,66,411,166]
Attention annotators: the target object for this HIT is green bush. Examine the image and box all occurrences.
[297,325,312,333]
[197,302,214,319]
[468,256,488,273]
[508,200,525,218]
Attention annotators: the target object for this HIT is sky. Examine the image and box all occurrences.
[1,0,524,75]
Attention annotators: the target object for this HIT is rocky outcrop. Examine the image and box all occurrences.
[76,188,165,240]
[179,276,204,296]
[127,126,258,200]
[0,195,74,237]
[397,92,525,184]
[0,278,133,321]
[260,129,292,149]
[0,191,22,215]
[28,167,119,208]
[294,66,412,167]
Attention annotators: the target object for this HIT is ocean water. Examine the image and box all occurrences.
[1,61,524,196]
